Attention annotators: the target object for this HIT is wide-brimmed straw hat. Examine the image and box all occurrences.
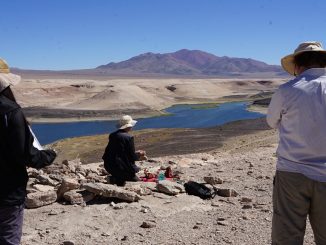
[117,115,137,129]
[281,41,326,75]
[0,58,21,93]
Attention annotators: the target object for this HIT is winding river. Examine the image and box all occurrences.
[31,102,265,145]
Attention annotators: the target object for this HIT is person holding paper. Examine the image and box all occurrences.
[0,58,56,245]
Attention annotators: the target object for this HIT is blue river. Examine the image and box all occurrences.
[31,102,265,145]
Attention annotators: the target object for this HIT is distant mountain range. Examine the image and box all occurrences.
[96,49,285,77]
[14,49,287,78]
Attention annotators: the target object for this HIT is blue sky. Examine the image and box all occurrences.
[1,0,326,70]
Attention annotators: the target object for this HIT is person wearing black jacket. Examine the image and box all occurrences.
[0,58,56,245]
[102,115,146,186]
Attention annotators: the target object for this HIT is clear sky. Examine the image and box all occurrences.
[1,0,326,70]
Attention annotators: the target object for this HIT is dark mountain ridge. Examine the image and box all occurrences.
[96,49,285,76]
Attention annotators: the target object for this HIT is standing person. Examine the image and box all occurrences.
[267,41,326,244]
[0,58,57,245]
[102,115,147,186]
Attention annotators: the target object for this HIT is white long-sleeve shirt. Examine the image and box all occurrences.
[267,68,326,182]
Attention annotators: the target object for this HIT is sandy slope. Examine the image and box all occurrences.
[12,77,285,122]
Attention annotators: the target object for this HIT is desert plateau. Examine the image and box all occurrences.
[12,73,285,122]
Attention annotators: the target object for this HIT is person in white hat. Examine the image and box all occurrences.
[102,115,147,186]
[267,42,326,244]
[0,58,57,245]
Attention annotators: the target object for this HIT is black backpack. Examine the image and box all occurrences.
[184,181,217,200]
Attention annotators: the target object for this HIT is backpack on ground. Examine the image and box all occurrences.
[184,181,217,200]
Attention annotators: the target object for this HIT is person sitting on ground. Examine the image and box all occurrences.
[102,115,147,186]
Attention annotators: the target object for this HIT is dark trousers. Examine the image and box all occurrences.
[0,204,24,245]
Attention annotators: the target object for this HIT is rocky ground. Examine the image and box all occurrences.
[21,118,317,245]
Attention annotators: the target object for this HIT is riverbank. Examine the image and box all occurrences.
[50,117,273,164]
[24,98,265,123]
[34,101,264,147]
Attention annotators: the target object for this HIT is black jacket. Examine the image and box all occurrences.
[102,129,139,180]
[0,95,56,206]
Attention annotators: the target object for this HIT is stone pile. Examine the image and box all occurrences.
[25,158,237,209]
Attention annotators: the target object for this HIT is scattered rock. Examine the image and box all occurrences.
[57,178,80,200]
[124,182,153,196]
[217,188,238,197]
[240,197,252,203]
[242,204,253,209]
[140,207,149,213]
[28,168,42,178]
[113,205,124,210]
[25,191,57,209]
[82,183,140,202]
[147,159,159,163]
[121,236,128,241]
[33,184,55,192]
[204,176,223,185]
[156,180,185,195]
[217,221,228,226]
[62,159,81,173]
[211,202,221,207]
[63,189,95,204]
[36,175,58,187]
[48,210,60,215]
[62,241,75,245]
[140,221,156,228]
[48,174,63,183]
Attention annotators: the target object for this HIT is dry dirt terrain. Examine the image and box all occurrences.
[21,118,316,245]
[11,76,285,122]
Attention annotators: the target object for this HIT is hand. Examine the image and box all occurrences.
[139,155,148,161]
[136,150,146,156]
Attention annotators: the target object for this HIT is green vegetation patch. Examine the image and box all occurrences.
[190,103,220,109]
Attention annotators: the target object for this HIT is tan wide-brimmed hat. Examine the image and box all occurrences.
[117,115,137,129]
[0,58,21,93]
[281,41,326,75]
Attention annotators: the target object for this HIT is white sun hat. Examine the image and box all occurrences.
[281,41,326,75]
[117,115,137,129]
[0,58,21,93]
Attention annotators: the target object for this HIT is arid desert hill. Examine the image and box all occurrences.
[12,77,286,122]
[96,49,286,76]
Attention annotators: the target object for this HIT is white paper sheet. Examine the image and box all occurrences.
[29,126,43,150]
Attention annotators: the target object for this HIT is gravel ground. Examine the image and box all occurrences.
[22,118,316,245]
